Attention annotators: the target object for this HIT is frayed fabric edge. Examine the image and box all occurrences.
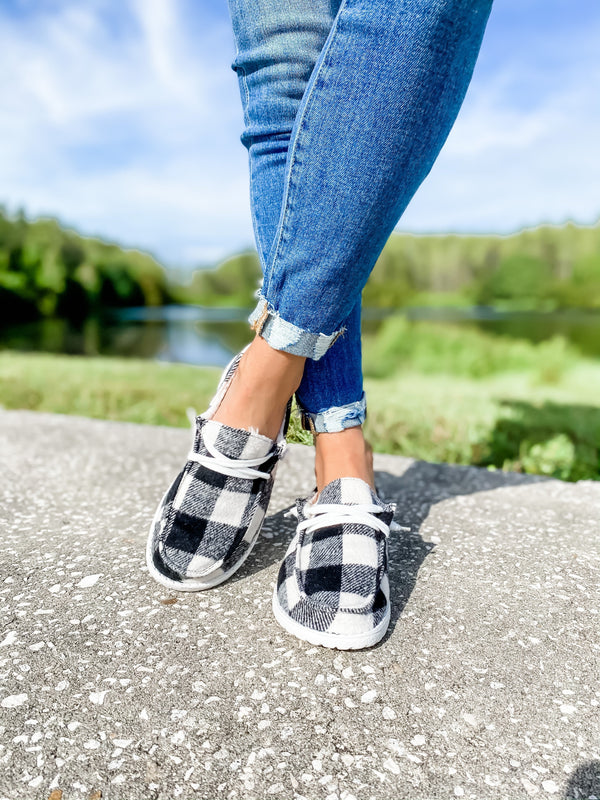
[249,295,345,361]
[296,392,367,434]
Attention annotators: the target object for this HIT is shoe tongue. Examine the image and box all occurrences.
[195,418,274,461]
[317,477,381,507]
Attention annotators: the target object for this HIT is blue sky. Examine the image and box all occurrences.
[1,0,599,268]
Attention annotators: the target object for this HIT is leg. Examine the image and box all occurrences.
[219,0,356,442]
[224,0,492,481]
[227,0,367,449]
[261,0,494,649]
[252,0,493,341]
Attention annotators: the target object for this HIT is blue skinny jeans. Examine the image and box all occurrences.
[227,0,492,432]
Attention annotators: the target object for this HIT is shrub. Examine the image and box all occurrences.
[362,317,575,381]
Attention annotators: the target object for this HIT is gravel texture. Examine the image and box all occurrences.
[0,410,599,800]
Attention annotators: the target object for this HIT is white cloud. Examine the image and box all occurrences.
[0,0,254,265]
[0,0,598,268]
[399,31,600,234]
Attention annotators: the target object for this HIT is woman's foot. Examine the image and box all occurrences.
[314,426,375,494]
[274,427,392,650]
[273,475,395,650]
[146,346,293,592]
[213,334,305,440]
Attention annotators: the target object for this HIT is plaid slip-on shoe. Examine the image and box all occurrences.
[272,477,396,650]
[146,347,291,591]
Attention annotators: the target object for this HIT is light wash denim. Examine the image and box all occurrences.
[227,0,492,432]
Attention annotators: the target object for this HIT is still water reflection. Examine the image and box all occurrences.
[1,305,599,366]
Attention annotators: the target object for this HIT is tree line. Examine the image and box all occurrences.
[183,219,600,311]
[0,208,169,324]
[2,207,599,327]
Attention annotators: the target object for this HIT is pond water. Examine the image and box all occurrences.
[1,305,600,366]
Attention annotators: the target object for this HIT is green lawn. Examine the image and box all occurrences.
[0,351,220,428]
[1,342,599,481]
[365,367,600,481]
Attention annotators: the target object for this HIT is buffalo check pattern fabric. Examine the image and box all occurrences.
[273,477,395,650]
[146,348,290,591]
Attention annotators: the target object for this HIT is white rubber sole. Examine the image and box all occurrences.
[271,588,390,650]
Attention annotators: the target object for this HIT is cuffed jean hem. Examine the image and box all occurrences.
[296,392,367,434]
[249,295,345,361]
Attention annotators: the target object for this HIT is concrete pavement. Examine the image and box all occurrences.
[0,410,599,800]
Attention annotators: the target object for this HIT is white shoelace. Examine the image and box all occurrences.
[297,502,391,537]
[285,500,407,533]
[186,437,273,480]
[184,408,274,480]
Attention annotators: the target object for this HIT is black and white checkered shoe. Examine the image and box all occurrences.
[146,347,291,591]
[273,477,395,650]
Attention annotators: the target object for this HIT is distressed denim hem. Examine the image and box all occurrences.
[249,295,345,361]
[296,392,367,434]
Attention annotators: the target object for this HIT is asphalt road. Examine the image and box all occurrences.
[0,410,599,800]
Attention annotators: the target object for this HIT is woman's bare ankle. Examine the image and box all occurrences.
[314,426,375,493]
[212,336,305,440]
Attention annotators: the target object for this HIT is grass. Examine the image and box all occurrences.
[0,350,314,443]
[364,367,600,481]
[2,322,600,482]
[361,319,600,480]
[0,351,220,428]
[362,316,577,382]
